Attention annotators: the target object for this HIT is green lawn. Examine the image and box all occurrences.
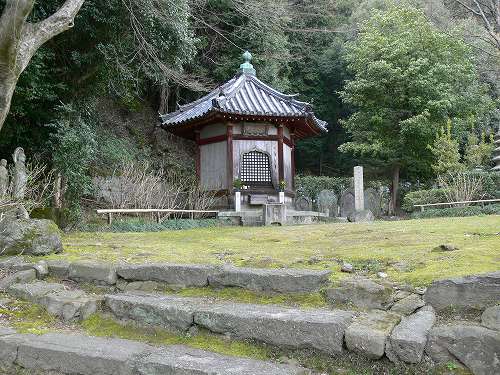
[45,215,500,287]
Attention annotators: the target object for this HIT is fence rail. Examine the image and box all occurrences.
[96,208,219,224]
[414,198,500,212]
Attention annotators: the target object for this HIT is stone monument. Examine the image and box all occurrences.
[339,190,355,218]
[350,166,374,222]
[295,196,312,211]
[263,203,286,226]
[12,147,27,199]
[0,159,8,197]
[317,189,338,217]
[364,188,382,218]
[354,166,364,211]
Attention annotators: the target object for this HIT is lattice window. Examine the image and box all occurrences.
[240,151,272,186]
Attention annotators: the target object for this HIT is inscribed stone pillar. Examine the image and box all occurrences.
[354,166,364,212]
[235,191,241,212]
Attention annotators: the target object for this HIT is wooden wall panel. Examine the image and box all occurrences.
[200,141,227,190]
[200,123,226,139]
[283,144,292,189]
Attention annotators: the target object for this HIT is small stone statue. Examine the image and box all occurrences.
[12,147,27,200]
[0,159,8,196]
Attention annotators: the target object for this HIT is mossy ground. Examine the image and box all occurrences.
[36,215,500,287]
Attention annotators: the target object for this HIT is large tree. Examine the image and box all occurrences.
[0,0,85,131]
[339,3,493,213]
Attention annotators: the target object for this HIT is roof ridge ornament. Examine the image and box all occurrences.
[238,50,256,76]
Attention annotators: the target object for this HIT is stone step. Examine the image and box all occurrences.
[116,263,331,293]
[0,330,310,375]
[7,281,100,321]
[105,293,354,354]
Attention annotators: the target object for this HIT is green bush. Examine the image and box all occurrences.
[411,204,500,219]
[402,188,449,212]
[295,175,352,200]
[79,218,221,232]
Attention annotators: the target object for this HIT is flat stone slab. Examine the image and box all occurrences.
[482,305,500,331]
[0,332,153,375]
[116,263,215,287]
[426,324,500,375]
[390,294,425,315]
[0,331,311,375]
[194,301,353,354]
[386,307,436,363]
[324,277,393,310]
[345,310,401,359]
[46,260,70,278]
[7,281,65,303]
[105,294,200,331]
[424,271,500,311]
[106,293,354,354]
[69,261,117,285]
[208,265,331,293]
[0,269,36,291]
[136,345,311,375]
[7,281,99,321]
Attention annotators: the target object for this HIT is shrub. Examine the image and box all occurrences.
[402,188,449,212]
[411,204,500,219]
[295,175,352,201]
[79,217,221,232]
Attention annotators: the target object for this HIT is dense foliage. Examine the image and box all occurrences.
[0,0,498,219]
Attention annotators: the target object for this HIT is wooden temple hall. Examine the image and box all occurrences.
[160,51,327,222]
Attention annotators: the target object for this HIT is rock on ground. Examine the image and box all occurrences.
[324,277,393,309]
[116,263,215,287]
[426,324,500,375]
[386,307,436,364]
[424,272,500,311]
[7,281,65,303]
[41,289,100,321]
[390,294,425,315]
[345,310,401,359]
[0,269,36,291]
[46,260,70,278]
[0,218,62,256]
[194,300,354,354]
[69,261,117,285]
[0,332,153,375]
[105,294,200,331]
[105,293,354,354]
[208,265,331,293]
[481,305,500,331]
[0,330,311,375]
[136,345,311,375]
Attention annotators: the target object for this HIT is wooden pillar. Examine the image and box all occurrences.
[291,131,295,190]
[195,130,201,182]
[277,124,284,184]
[226,123,234,193]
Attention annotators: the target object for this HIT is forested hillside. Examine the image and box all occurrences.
[0,0,498,215]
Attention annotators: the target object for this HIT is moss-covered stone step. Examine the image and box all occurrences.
[105,293,354,354]
[0,330,310,375]
[7,281,100,322]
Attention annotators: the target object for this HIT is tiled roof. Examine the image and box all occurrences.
[160,73,327,132]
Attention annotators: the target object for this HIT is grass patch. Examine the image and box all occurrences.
[170,287,328,308]
[0,297,58,334]
[81,313,269,360]
[29,215,500,287]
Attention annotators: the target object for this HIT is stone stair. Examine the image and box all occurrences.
[0,329,310,375]
[105,293,354,354]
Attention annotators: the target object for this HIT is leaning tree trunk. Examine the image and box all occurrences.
[0,0,85,132]
[390,164,400,216]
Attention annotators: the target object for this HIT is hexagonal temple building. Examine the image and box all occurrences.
[160,52,327,213]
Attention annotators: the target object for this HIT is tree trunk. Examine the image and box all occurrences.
[391,164,400,216]
[0,73,18,130]
[0,0,85,132]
